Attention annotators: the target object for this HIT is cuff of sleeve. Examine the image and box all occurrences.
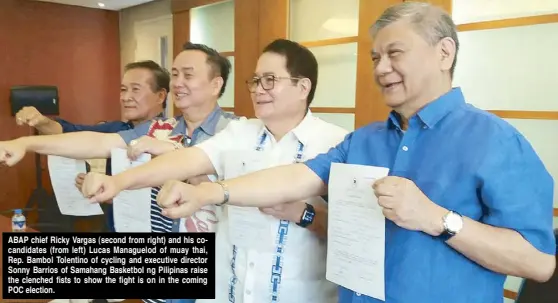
[303,159,331,184]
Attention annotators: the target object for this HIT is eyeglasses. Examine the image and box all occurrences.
[245,75,302,93]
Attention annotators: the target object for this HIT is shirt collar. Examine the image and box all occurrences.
[387,87,466,130]
[185,105,224,136]
[290,109,315,146]
[128,112,165,129]
[259,109,315,146]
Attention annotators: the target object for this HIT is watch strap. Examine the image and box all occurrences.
[215,181,229,206]
[296,203,315,228]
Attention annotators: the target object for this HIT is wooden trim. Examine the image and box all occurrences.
[504,289,518,300]
[300,36,358,48]
[488,110,558,120]
[220,51,235,57]
[554,208,558,217]
[458,14,558,32]
[408,0,451,16]
[354,0,400,128]
[233,0,260,118]
[172,9,191,116]
[310,107,355,114]
[258,0,289,50]
[172,0,228,13]
[221,107,234,112]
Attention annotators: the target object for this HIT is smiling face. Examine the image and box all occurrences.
[371,19,456,116]
[170,50,223,110]
[249,52,310,121]
[119,68,165,122]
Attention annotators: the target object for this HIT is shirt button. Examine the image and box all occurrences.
[246,290,251,295]
[249,262,255,268]
[402,146,409,151]
[356,292,361,296]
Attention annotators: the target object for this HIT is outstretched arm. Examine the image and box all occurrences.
[114,146,216,190]
[203,163,326,208]
[18,132,125,159]
[158,132,353,218]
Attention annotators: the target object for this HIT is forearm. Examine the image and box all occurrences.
[442,213,556,282]
[35,119,63,135]
[307,201,327,239]
[17,132,123,159]
[205,163,326,208]
[115,147,216,190]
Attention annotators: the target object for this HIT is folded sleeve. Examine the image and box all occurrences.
[195,120,238,178]
[303,132,352,185]
[478,133,556,255]
[55,118,128,134]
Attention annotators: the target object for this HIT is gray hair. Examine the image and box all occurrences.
[370,1,459,78]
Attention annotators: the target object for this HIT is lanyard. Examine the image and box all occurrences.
[255,131,304,163]
[254,130,304,303]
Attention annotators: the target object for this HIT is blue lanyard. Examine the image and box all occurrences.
[254,130,304,303]
[255,132,304,163]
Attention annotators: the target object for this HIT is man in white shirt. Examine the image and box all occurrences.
[79,39,348,303]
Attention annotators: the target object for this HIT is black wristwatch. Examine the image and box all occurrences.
[296,203,315,228]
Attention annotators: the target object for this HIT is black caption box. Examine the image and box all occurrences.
[2,232,215,300]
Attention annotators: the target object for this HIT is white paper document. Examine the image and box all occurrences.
[110,148,152,233]
[48,156,104,216]
[327,163,390,301]
[223,151,274,251]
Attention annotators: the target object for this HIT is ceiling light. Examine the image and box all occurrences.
[97,2,105,7]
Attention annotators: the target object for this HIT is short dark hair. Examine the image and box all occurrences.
[182,42,231,98]
[124,60,170,108]
[262,39,318,106]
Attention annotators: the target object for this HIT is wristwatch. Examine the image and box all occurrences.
[296,203,315,228]
[439,211,463,241]
[215,181,229,206]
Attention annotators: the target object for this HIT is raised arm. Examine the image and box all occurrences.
[15,106,63,135]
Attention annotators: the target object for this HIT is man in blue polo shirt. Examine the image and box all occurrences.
[14,60,168,232]
[151,2,556,303]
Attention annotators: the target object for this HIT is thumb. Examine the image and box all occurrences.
[157,183,182,208]
[4,150,22,167]
[162,203,195,219]
[90,187,114,203]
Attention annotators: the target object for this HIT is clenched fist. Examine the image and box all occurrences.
[15,106,48,127]
[81,173,123,203]
[0,140,27,167]
[157,180,215,219]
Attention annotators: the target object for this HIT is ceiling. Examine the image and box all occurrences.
[33,0,156,11]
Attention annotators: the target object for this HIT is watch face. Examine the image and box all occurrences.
[445,212,463,233]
